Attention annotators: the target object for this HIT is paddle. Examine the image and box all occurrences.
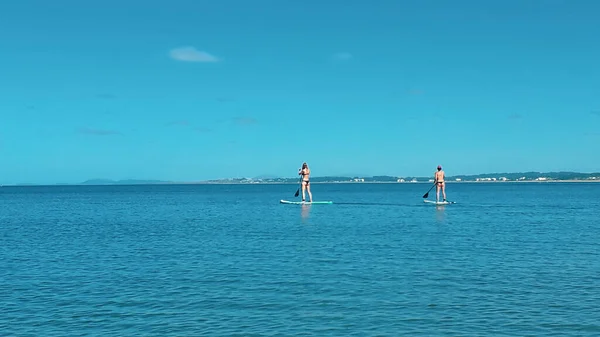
[294,167,302,197]
[422,181,437,198]
[294,178,301,197]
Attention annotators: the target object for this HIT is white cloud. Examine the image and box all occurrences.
[333,52,353,60]
[169,47,219,62]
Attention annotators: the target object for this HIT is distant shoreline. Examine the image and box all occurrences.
[2,180,599,187]
[3,171,599,187]
[179,180,600,185]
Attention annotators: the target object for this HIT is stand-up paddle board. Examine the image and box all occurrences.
[280,200,333,205]
[424,200,455,205]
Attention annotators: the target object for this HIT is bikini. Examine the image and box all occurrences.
[301,171,310,185]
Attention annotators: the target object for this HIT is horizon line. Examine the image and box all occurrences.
[3,170,599,186]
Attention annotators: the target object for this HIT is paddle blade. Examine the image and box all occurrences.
[423,182,436,198]
[294,188,299,197]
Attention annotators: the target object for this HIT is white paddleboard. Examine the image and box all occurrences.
[280,199,333,205]
[424,199,455,205]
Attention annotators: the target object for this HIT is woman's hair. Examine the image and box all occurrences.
[302,162,308,168]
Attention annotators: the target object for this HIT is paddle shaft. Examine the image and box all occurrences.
[422,181,437,198]
[294,166,303,197]
[294,177,302,197]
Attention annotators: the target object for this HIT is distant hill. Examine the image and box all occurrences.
[252,174,281,180]
[80,179,171,185]
[5,171,598,186]
[448,171,600,182]
[204,171,600,183]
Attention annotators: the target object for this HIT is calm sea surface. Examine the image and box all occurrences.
[1,182,599,336]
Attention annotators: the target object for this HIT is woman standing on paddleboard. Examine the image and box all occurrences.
[435,165,447,202]
[299,162,313,202]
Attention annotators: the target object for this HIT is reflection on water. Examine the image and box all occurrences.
[301,204,311,221]
[435,205,446,222]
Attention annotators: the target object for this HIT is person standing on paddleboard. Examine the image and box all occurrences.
[434,165,447,202]
[298,162,313,202]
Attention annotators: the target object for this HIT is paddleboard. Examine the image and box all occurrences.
[280,200,333,205]
[424,200,455,205]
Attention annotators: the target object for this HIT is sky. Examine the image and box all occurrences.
[1,0,599,184]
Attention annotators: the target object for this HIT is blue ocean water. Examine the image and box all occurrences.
[1,182,599,336]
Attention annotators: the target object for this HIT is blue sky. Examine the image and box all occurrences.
[1,0,599,184]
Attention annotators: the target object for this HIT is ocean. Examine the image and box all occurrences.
[1,182,599,336]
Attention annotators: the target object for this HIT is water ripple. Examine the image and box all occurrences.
[1,183,599,336]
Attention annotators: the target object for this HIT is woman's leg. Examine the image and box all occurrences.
[442,183,446,201]
[301,181,306,201]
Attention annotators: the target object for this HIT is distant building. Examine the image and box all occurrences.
[455,178,462,181]
[397,178,405,183]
